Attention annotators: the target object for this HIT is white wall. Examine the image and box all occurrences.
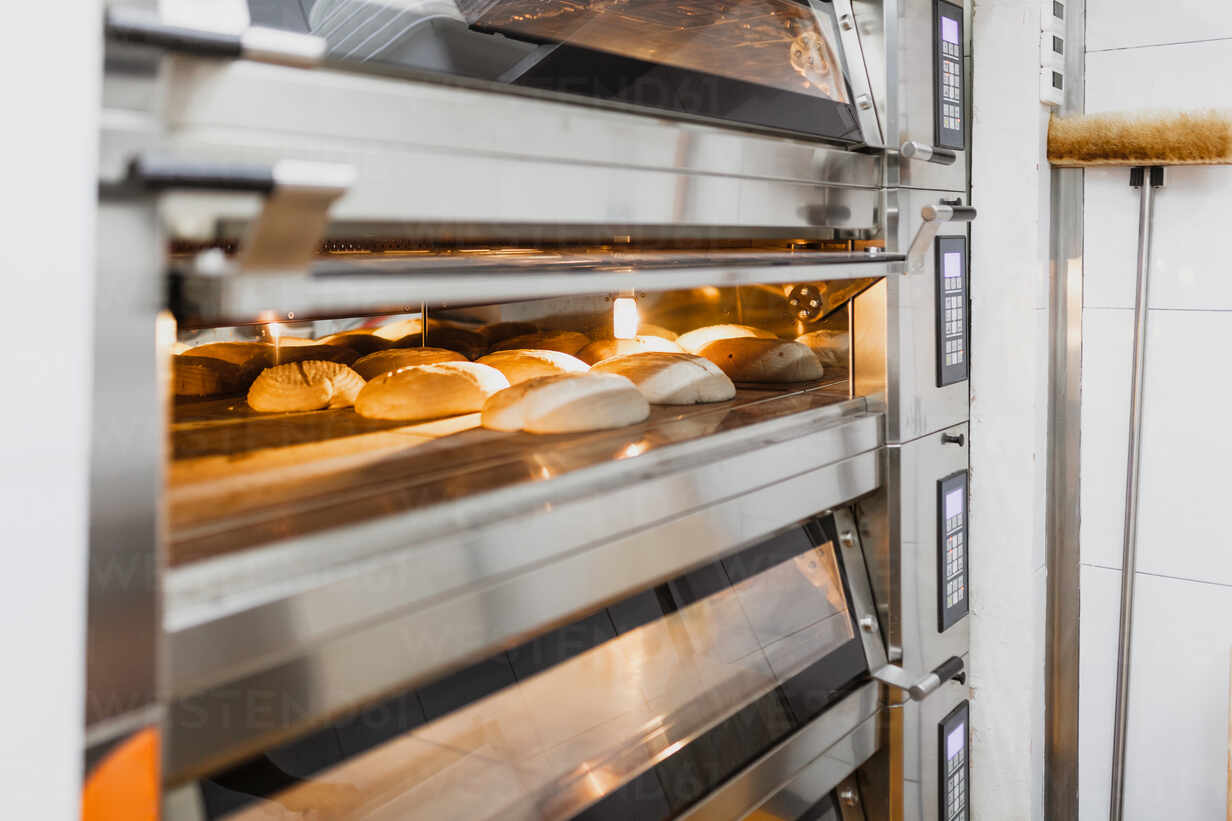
[0,4,100,818]
[969,2,1053,819]
[1079,5,1232,819]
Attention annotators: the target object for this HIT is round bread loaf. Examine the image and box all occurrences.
[372,317,423,341]
[188,341,356,379]
[476,349,589,384]
[677,324,779,353]
[490,330,591,356]
[355,362,509,421]
[352,348,466,380]
[174,356,245,397]
[576,335,684,365]
[270,336,317,346]
[479,321,539,346]
[795,329,850,367]
[247,361,366,412]
[591,352,735,405]
[317,330,390,356]
[481,373,649,434]
[698,338,824,383]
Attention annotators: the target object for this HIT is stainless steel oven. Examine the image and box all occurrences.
[87,1,974,818]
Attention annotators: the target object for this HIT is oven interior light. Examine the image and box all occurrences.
[613,296,639,340]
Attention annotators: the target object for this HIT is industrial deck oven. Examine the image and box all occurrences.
[88,1,974,819]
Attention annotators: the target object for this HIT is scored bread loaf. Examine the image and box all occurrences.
[489,330,591,356]
[247,361,366,412]
[698,338,824,383]
[676,324,779,354]
[481,373,650,434]
[352,348,466,380]
[591,352,735,405]
[174,356,246,397]
[354,362,509,421]
[576,335,684,365]
[795,329,850,367]
[476,349,590,384]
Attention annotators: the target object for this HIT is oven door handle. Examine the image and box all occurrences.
[900,141,959,166]
[872,656,966,701]
[904,203,978,274]
[105,6,326,68]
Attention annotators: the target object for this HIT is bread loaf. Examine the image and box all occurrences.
[489,330,591,356]
[174,356,245,397]
[697,338,824,383]
[479,321,539,346]
[476,349,589,384]
[352,348,466,380]
[354,362,509,421]
[481,373,649,434]
[317,330,390,356]
[247,361,366,412]
[637,323,679,341]
[677,324,779,353]
[795,329,850,367]
[576,335,684,365]
[591,352,735,405]
[374,318,487,359]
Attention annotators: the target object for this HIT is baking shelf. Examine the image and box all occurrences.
[169,373,850,565]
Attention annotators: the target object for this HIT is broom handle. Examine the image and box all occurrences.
[1110,166,1163,821]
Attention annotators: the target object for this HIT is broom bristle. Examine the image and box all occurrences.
[1047,110,1232,167]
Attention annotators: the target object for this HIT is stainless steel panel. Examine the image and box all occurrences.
[679,683,881,821]
[885,187,969,444]
[97,57,888,238]
[1045,2,1085,818]
[163,412,884,781]
[885,0,969,192]
[899,666,968,821]
[86,197,166,733]
[891,423,970,677]
[178,252,899,325]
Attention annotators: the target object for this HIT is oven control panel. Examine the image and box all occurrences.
[935,235,969,387]
[937,470,969,631]
[939,700,970,821]
[934,0,965,150]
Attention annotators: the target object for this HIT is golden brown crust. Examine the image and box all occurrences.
[352,348,467,380]
[174,356,246,397]
[354,362,509,421]
[247,361,366,412]
[476,349,590,384]
[576,335,684,365]
[698,338,823,383]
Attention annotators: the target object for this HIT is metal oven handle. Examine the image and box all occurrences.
[123,155,354,274]
[872,656,966,702]
[106,6,326,68]
[905,202,978,274]
[900,140,959,166]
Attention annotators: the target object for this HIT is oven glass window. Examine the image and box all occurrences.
[249,0,862,139]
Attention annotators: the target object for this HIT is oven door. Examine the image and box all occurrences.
[167,510,887,821]
[245,0,881,144]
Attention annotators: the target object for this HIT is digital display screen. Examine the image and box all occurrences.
[942,17,960,45]
[947,724,965,759]
[944,251,962,277]
[946,488,964,520]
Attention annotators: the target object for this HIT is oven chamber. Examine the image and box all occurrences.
[89,0,973,819]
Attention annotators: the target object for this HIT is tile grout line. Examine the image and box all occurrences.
[1086,34,1232,54]
[1080,560,1232,590]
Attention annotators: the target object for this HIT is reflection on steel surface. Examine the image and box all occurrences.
[222,539,853,820]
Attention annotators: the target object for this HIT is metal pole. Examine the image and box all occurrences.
[1109,165,1163,821]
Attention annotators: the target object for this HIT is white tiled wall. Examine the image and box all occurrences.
[1080,9,1232,819]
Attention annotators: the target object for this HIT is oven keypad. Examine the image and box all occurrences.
[938,470,969,631]
[935,235,969,386]
[940,702,970,821]
[935,1,965,149]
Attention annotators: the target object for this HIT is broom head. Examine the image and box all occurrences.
[1048,110,1232,167]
